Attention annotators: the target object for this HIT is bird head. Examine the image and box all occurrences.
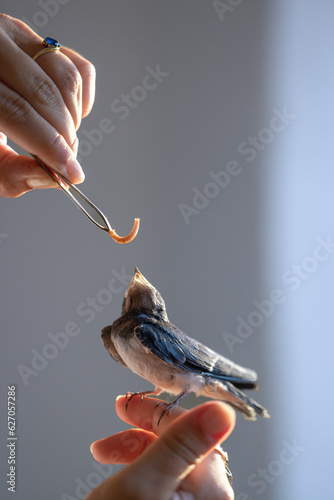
[122,268,168,321]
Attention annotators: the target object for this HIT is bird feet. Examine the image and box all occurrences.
[125,388,162,411]
[155,391,189,425]
[154,401,177,425]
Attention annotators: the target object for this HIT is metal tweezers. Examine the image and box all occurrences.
[31,155,140,243]
[31,154,112,232]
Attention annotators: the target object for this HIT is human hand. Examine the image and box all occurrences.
[0,14,95,197]
[86,395,236,500]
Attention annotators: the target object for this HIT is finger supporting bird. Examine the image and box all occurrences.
[115,395,236,439]
[120,400,236,496]
[115,395,187,434]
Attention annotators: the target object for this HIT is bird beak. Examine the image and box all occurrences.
[130,267,152,290]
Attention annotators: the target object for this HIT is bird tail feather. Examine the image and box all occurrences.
[201,379,270,420]
[223,381,270,420]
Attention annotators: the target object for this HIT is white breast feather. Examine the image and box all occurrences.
[113,334,205,396]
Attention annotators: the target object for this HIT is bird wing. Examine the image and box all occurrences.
[101,325,128,368]
[134,321,258,387]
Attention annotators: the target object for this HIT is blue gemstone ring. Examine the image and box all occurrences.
[33,37,61,62]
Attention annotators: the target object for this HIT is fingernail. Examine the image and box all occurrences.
[90,441,97,454]
[197,404,231,440]
[27,177,57,189]
[116,395,124,401]
[66,158,85,184]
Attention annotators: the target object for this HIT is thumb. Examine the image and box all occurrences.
[124,401,235,499]
[0,142,55,198]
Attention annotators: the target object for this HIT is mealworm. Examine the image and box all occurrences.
[108,218,140,244]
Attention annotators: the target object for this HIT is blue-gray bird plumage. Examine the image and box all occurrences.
[101,268,270,420]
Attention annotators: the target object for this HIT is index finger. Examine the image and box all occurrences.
[115,395,235,439]
[115,395,187,435]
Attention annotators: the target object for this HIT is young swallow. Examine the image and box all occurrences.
[101,268,270,423]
